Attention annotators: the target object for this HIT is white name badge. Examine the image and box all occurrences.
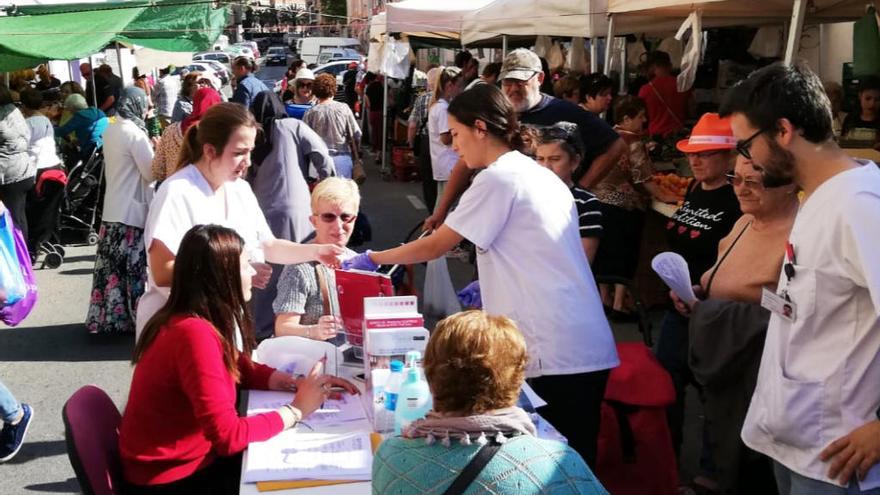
[761,286,796,323]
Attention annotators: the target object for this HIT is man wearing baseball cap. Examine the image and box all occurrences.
[425,48,627,231]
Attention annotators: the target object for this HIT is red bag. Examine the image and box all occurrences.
[596,343,678,495]
[334,269,393,346]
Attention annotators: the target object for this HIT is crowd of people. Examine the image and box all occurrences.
[1,42,880,495]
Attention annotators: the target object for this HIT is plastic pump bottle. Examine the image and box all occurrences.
[384,360,405,412]
[394,359,433,435]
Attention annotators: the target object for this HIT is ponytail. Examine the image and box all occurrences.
[174,102,257,171]
[430,66,462,109]
[176,123,202,172]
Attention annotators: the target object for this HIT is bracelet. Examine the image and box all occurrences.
[285,404,302,424]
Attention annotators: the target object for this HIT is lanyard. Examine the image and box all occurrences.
[781,241,797,302]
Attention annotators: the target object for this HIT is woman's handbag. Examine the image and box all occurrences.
[348,129,367,185]
[0,211,37,326]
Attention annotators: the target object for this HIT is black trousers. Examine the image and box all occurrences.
[121,453,242,495]
[0,177,36,243]
[528,369,610,469]
[416,137,435,214]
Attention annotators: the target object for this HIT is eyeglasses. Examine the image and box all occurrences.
[686,149,725,160]
[735,128,766,160]
[315,212,356,224]
[725,173,764,190]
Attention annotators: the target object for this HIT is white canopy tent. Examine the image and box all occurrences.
[384,0,495,41]
[607,0,871,64]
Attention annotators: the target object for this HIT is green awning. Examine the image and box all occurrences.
[0,0,229,72]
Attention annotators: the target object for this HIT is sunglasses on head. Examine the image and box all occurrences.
[315,212,356,224]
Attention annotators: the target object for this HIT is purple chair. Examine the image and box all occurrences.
[62,385,122,495]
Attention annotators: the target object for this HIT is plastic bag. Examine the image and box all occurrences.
[422,257,461,319]
[0,221,37,326]
[253,336,341,377]
[0,212,26,307]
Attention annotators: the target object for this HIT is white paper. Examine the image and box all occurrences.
[651,252,698,305]
[244,431,373,482]
[248,390,368,427]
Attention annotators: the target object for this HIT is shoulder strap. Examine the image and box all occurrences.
[704,221,752,296]
[442,440,502,495]
[314,265,331,316]
[648,81,684,128]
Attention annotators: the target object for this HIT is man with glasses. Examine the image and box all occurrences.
[721,63,880,492]
[425,48,626,230]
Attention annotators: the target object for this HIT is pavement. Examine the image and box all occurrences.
[0,61,705,491]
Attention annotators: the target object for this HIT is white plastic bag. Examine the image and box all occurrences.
[253,336,342,376]
[422,257,461,319]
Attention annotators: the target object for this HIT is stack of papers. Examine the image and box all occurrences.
[244,390,374,484]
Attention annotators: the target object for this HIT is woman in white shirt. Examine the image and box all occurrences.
[343,84,618,468]
[136,103,343,339]
[86,87,154,335]
[427,66,462,207]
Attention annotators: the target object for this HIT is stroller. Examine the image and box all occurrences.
[27,146,105,269]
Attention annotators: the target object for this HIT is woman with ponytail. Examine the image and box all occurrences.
[135,103,343,338]
[343,84,618,468]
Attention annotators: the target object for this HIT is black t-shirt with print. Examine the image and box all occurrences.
[520,94,620,172]
[666,183,741,284]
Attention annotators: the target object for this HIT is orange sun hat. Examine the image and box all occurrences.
[676,113,736,153]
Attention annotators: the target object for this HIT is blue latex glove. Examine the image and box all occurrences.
[341,250,379,272]
[457,280,482,309]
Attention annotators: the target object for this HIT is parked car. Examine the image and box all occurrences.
[228,45,255,60]
[313,59,359,103]
[193,51,232,70]
[317,48,363,65]
[176,63,226,88]
[298,37,360,65]
[265,46,289,66]
[234,41,260,59]
[193,59,230,84]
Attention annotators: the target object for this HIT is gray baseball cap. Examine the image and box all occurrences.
[500,48,542,81]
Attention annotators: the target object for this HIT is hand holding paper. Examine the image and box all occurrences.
[651,252,699,306]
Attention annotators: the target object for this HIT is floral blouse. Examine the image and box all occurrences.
[151,122,183,181]
[591,127,653,210]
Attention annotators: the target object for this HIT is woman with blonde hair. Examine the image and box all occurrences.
[273,177,359,340]
[373,310,608,494]
[427,66,462,204]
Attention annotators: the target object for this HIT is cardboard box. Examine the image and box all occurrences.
[362,296,428,432]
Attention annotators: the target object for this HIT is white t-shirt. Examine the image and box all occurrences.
[135,165,275,337]
[427,99,459,181]
[100,118,154,228]
[445,151,619,377]
[742,162,880,489]
[25,114,62,170]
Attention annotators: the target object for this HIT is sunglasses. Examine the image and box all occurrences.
[725,173,764,190]
[735,128,766,160]
[315,212,356,224]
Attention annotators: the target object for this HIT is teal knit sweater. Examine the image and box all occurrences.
[372,435,609,495]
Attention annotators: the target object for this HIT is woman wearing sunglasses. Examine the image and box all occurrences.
[670,155,798,493]
[655,112,742,484]
[273,178,360,340]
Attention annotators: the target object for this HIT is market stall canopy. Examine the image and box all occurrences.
[460,0,696,45]
[384,0,495,42]
[607,0,868,22]
[0,0,228,71]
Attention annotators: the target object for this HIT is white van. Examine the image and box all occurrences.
[317,48,363,65]
[298,37,360,65]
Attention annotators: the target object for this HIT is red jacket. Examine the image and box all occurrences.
[638,75,690,137]
[119,315,282,486]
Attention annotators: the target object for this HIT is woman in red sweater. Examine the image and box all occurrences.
[119,224,357,494]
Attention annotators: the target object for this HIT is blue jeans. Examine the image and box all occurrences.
[0,379,21,423]
[332,153,353,179]
[774,461,880,495]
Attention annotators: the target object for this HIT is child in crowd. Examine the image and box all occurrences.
[841,75,880,145]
